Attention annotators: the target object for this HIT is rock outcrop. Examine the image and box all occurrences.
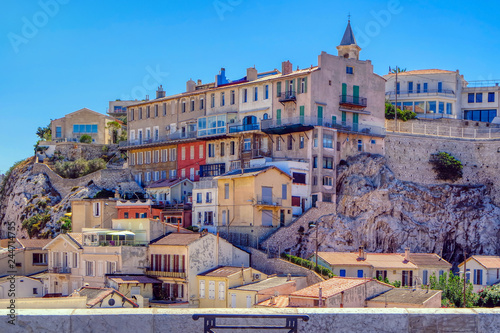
[278,154,500,266]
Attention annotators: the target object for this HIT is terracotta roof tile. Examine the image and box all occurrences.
[291,277,380,299]
[256,295,290,308]
[75,287,138,307]
[317,252,418,269]
[107,275,162,284]
[151,233,202,246]
[16,238,51,249]
[406,253,452,268]
[467,256,500,269]
[317,252,372,266]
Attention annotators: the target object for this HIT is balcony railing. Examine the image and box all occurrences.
[339,95,368,107]
[328,121,386,136]
[120,131,197,147]
[146,270,187,279]
[228,123,260,133]
[48,266,71,274]
[84,240,148,247]
[194,179,218,189]
[278,90,296,103]
[385,89,455,97]
[255,195,282,207]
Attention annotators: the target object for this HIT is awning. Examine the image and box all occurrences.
[108,231,135,236]
[64,213,72,217]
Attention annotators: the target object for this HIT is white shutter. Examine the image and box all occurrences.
[208,281,215,300]
[97,261,103,277]
[218,282,225,300]
[199,280,205,299]
[83,260,87,276]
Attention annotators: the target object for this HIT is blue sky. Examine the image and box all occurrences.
[1,0,500,173]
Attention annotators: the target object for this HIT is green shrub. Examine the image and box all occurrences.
[429,272,477,308]
[79,134,92,143]
[54,158,106,179]
[22,213,51,238]
[429,152,463,182]
[102,145,109,153]
[281,253,334,278]
[385,101,416,121]
[475,285,500,307]
[57,216,72,233]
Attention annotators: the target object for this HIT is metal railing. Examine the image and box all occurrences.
[146,270,186,279]
[261,116,319,130]
[194,179,218,189]
[339,95,368,107]
[192,314,309,333]
[255,195,282,206]
[120,131,197,147]
[200,163,226,178]
[385,89,455,97]
[386,121,500,139]
[48,266,71,274]
[228,123,260,133]
[278,90,296,102]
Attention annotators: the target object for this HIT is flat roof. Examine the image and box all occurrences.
[367,288,441,305]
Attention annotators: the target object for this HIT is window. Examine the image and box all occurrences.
[244,138,251,151]
[313,133,318,147]
[218,282,226,300]
[33,253,47,265]
[224,183,229,199]
[357,139,363,152]
[230,141,235,155]
[200,98,204,110]
[230,90,235,105]
[124,212,129,219]
[55,126,62,138]
[86,261,95,276]
[208,144,215,157]
[145,172,151,182]
[161,149,168,162]
[408,82,413,93]
[402,270,413,287]
[161,171,166,180]
[146,151,152,164]
[33,288,38,295]
[199,280,205,299]
[254,87,258,101]
[182,101,186,113]
[206,192,212,203]
[93,202,101,217]
[208,281,215,299]
[130,109,135,121]
[106,261,117,274]
[243,89,248,103]
[488,92,495,102]
[439,102,445,114]
[276,138,282,151]
[170,148,177,161]
[446,103,452,115]
[323,134,333,148]
[346,66,354,75]
[313,156,318,168]
[292,172,306,184]
[181,147,186,160]
[300,78,307,93]
[211,94,215,108]
[146,106,151,118]
[169,169,177,179]
[155,105,159,117]
[190,146,195,160]
[72,124,98,134]
[423,270,428,285]
[299,135,304,149]
[163,103,167,116]
[287,135,293,150]
[265,85,269,99]
[190,99,195,111]
[276,82,282,96]
[181,169,186,178]
[474,269,483,285]
[438,82,443,93]
[323,157,333,169]
[339,269,346,277]
[312,176,317,186]
[220,92,225,106]
[468,93,474,103]
[199,144,204,159]
[376,270,387,280]
[357,270,364,278]
[416,83,421,93]
[282,184,287,200]
[137,152,143,165]
[139,107,143,119]
[476,93,483,103]
[220,142,225,156]
[154,150,159,163]
[153,171,159,181]
[423,83,428,93]
[323,176,333,186]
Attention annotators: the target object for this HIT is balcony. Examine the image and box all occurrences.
[278,90,296,103]
[200,163,226,178]
[261,116,316,135]
[385,89,455,98]
[146,270,187,279]
[120,131,197,148]
[255,195,282,207]
[228,123,260,133]
[328,121,386,137]
[339,95,368,108]
[48,266,71,274]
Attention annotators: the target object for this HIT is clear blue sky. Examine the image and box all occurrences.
[1,0,499,173]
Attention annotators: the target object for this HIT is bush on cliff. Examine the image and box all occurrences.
[429,152,463,182]
[54,158,106,179]
[22,213,52,238]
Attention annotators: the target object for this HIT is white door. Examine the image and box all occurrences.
[222,210,227,226]
[62,282,69,296]
[246,295,252,308]
[231,293,236,308]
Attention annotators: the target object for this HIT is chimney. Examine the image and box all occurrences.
[358,246,365,260]
[156,85,166,99]
[318,286,323,307]
[404,247,410,261]
[197,79,202,85]
[282,61,293,75]
[287,273,291,282]
[186,79,196,93]
[247,67,257,81]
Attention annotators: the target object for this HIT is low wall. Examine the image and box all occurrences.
[0,296,87,309]
[1,308,498,332]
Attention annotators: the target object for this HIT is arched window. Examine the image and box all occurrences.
[263,113,269,120]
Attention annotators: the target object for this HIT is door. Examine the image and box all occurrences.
[312,195,318,208]
[276,109,281,125]
[62,282,69,296]
[261,187,272,205]
[280,210,285,227]
[262,210,273,227]
[353,113,359,131]
[299,106,304,124]
[231,293,236,308]
[222,210,227,226]
[246,295,252,308]
[357,270,363,278]
[317,106,323,126]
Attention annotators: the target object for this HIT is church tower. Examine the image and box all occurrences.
[336,20,361,60]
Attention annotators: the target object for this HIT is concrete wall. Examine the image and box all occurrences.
[2,308,498,333]
[384,132,500,205]
[0,296,87,309]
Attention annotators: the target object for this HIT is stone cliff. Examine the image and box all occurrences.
[267,154,500,266]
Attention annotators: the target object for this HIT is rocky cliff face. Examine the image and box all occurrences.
[290,154,500,266]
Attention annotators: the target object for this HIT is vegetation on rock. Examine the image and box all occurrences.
[22,213,52,238]
[79,134,92,143]
[54,158,106,179]
[429,152,463,181]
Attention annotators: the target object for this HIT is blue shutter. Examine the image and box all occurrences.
[340,269,346,277]
[473,269,477,284]
[357,270,363,278]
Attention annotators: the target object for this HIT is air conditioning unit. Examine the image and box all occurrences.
[253,273,261,280]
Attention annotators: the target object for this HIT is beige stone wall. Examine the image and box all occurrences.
[384,133,500,205]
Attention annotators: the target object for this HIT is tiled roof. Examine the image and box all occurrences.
[199,266,246,278]
[290,277,378,299]
[66,233,83,247]
[232,277,293,292]
[367,288,441,305]
[107,275,162,284]
[465,256,500,269]
[151,233,202,246]
[317,252,372,267]
[216,166,291,180]
[17,238,51,249]
[257,295,290,308]
[75,287,138,308]
[406,253,452,268]
[365,254,418,269]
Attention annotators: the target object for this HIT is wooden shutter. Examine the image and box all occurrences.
[150,254,154,270]
[276,82,281,97]
[305,77,308,93]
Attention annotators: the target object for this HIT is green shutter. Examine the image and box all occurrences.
[299,106,305,123]
[317,106,323,126]
[285,80,289,94]
[342,111,347,123]
[353,85,359,104]
[353,113,359,131]
[332,116,337,125]
[342,83,347,103]
[305,77,308,93]
[277,82,281,97]
[296,78,299,94]
[277,109,281,125]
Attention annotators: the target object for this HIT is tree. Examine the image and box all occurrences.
[79,134,92,143]
[106,121,122,144]
[429,272,477,307]
[429,152,463,182]
[391,67,407,73]
[385,101,417,121]
[36,124,52,141]
[476,285,500,307]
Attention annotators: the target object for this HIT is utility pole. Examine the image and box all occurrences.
[463,248,467,308]
[394,66,398,131]
[315,223,319,268]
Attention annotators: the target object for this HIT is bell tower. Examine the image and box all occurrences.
[336,19,361,60]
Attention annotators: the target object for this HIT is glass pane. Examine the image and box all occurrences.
[414,101,425,113]
[86,125,92,133]
[73,125,79,133]
[92,125,97,133]
[80,124,85,132]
